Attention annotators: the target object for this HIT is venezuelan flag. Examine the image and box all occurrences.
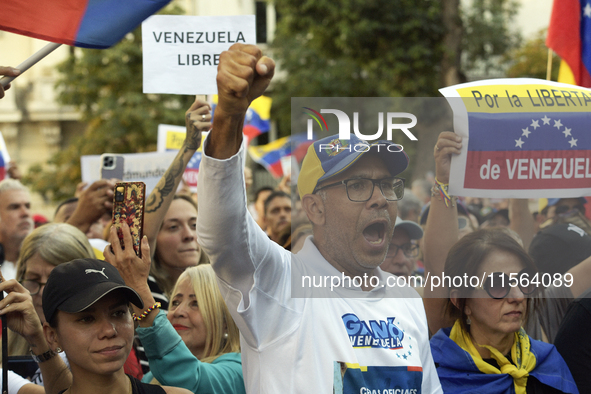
[248,136,292,178]
[547,0,591,87]
[0,151,5,181]
[0,0,171,49]
[0,132,9,181]
[441,79,591,197]
[212,95,272,143]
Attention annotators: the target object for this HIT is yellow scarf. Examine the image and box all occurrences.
[449,319,537,394]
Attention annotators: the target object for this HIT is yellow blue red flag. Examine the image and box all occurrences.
[0,0,171,49]
[440,78,591,198]
[212,95,272,143]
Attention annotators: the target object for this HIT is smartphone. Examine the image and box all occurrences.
[112,182,146,257]
[100,154,125,180]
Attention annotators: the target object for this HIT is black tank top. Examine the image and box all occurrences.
[58,375,166,394]
[130,375,166,394]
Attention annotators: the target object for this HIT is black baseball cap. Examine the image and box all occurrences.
[42,258,143,324]
[529,223,591,275]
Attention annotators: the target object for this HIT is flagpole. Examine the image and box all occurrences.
[546,48,553,81]
[0,42,62,87]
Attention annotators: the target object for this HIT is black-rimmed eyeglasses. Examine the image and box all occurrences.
[20,279,47,296]
[313,177,405,202]
[387,243,419,258]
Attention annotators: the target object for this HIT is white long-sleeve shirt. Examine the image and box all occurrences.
[197,137,442,394]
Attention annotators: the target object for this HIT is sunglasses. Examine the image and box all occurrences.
[473,269,537,299]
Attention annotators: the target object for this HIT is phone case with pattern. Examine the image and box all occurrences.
[112,182,146,257]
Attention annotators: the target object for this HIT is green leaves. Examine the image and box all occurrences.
[24,7,193,202]
[271,0,444,137]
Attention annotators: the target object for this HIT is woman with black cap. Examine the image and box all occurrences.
[41,258,191,394]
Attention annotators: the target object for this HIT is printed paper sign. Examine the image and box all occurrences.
[81,151,177,195]
[157,124,188,152]
[142,15,256,94]
[440,78,591,198]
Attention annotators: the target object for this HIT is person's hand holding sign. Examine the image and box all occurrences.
[434,131,462,184]
[184,97,211,150]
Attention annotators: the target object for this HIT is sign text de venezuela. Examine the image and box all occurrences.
[457,83,591,190]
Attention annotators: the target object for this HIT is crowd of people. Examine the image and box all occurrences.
[0,44,589,394]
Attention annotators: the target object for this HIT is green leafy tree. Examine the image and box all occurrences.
[24,10,193,202]
[505,29,559,80]
[270,0,522,181]
[270,0,445,171]
[462,0,522,75]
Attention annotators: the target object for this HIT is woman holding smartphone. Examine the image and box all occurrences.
[104,224,245,394]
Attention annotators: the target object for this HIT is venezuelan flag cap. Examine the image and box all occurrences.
[297,134,409,200]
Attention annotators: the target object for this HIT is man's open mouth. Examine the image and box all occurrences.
[362,221,386,245]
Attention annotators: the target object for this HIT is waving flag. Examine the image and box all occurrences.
[0,0,171,49]
[212,95,272,143]
[248,133,312,178]
[546,0,591,87]
[0,151,5,181]
[0,132,10,181]
[440,78,591,198]
[248,136,291,178]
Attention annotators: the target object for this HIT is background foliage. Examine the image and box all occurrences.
[24,7,193,202]
[24,0,543,199]
[505,29,559,80]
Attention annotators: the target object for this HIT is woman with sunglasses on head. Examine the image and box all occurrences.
[41,258,191,394]
[104,223,245,394]
[429,228,578,393]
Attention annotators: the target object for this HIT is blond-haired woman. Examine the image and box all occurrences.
[7,223,95,357]
[105,224,244,394]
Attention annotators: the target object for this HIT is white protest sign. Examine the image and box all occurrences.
[81,151,178,195]
[440,78,591,198]
[142,15,256,95]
